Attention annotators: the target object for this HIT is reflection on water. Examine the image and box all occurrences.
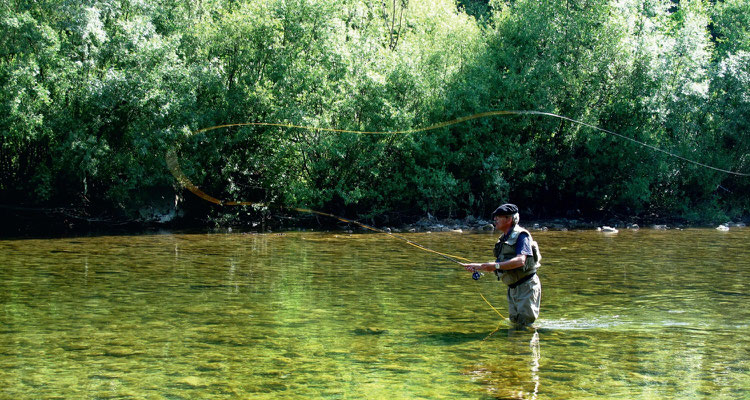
[465,328,542,400]
[0,228,748,399]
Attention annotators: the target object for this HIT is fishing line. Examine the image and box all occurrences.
[167,148,470,264]
[168,146,509,324]
[167,109,747,329]
[172,110,750,177]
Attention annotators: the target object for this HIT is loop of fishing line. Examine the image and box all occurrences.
[171,110,749,177]
[166,109,747,330]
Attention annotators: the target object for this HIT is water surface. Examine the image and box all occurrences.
[1,228,748,399]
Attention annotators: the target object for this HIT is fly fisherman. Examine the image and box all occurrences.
[463,204,541,327]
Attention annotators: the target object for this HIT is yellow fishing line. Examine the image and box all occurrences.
[167,150,471,263]
[167,109,748,331]
[185,110,520,136]
[479,290,506,320]
[168,108,748,215]
[173,110,749,176]
[169,133,507,326]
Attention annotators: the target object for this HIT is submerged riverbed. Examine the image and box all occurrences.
[1,228,748,399]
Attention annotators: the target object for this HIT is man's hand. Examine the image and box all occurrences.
[463,263,490,272]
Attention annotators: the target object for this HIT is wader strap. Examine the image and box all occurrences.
[508,272,536,289]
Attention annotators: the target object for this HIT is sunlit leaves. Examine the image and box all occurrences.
[0,0,747,223]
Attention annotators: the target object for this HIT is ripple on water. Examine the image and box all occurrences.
[537,316,626,330]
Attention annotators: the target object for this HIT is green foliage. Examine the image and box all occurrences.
[0,0,747,225]
[712,0,750,56]
[0,10,59,200]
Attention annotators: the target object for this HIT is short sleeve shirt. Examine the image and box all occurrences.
[495,231,533,262]
[516,233,533,257]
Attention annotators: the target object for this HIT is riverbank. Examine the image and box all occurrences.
[2,204,747,238]
[383,215,748,234]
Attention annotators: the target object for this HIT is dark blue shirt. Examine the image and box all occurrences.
[496,232,533,262]
[516,232,533,257]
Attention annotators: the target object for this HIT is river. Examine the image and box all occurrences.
[1,228,748,399]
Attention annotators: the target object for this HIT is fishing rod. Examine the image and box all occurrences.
[299,207,498,282]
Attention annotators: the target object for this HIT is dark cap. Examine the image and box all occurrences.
[492,203,518,217]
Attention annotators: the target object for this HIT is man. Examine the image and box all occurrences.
[463,203,541,327]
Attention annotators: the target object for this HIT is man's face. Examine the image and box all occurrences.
[493,215,511,231]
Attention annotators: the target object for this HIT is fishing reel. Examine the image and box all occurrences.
[472,271,483,280]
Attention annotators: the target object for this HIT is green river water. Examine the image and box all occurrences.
[1,228,748,399]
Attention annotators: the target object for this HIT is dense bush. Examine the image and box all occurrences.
[1,0,747,226]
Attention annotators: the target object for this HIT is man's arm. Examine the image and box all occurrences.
[462,254,527,272]
[463,232,532,272]
[510,232,533,269]
[496,254,527,270]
